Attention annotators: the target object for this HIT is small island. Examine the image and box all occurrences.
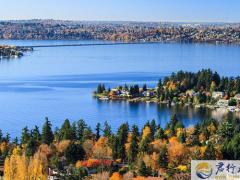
[94,69,240,113]
[0,45,32,59]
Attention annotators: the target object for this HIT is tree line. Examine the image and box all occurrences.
[1,113,240,179]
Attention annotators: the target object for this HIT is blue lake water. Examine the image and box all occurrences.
[0,40,240,138]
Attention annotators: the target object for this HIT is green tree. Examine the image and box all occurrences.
[77,119,87,141]
[138,160,147,177]
[222,133,240,159]
[116,123,129,162]
[25,137,37,157]
[71,122,77,140]
[60,119,73,140]
[0,129,3,142]
[21,126,30,144]
[83,126,93,141]
[142,84,147,91]
[155,127,166,140]
[95,123,101,141]
[65,143,85,164]
[42,117,54,145]
[127,125,139,164]
[228,98,237,106]
[157,145,168,168]
[204,142,216,160]
[103,121,112,138]
[31,126,41,143]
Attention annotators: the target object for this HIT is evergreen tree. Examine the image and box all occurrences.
[111,135,118,160]
[60,119,73,140]
[127,125,139,164]
[157,79,164,99]
[150,119,157,140]
[95,123,101,141]
[5,133,10,143]
[169,114,178,136]
[116,123,129,162]
[21,126,30,144]
[204,142,216,160]
[138,160,147,177]
[13,137,18,145]
[222,133,240,159]
[42,117,54,145]
[25,137,37,157]
[65,143,85,164]
[77,119,87,141]
[83,126,93,141]
[142,84,147,91]
[97,84,105,94]
[71,122,77,140]
[140,136,151,153]
[236,77,240,93]
[157,145,168,168]
[103,121,112,138]
[0,129,3,142]
[155,127,166,140]
[31,126,41,143]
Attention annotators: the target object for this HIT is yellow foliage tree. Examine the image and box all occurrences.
[142,126,151,139]
[93,137,112,159]
[168,137,189,166]
[28,151,48,180]
[54,140,70,155]
[4,147,48,180]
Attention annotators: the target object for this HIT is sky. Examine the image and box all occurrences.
[0,0,239,22]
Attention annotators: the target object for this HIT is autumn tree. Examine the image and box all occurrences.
[140,126,151,153]
[93,137,112,159]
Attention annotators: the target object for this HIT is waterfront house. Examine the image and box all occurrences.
[234,94,240,102]
[216,99,229,108]
[109,89,120,98]
[120,90,130,97]
[186,90,197,97]
[212,91,224,99]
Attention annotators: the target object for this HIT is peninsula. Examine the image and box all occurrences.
[0,45,32,59]
[94,69,240,113]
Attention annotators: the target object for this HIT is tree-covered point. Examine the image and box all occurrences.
[2,114,240,179]
[0,45,32,58]
[95,69,240,108]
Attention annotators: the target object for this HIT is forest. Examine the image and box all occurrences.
[1,112,240,179]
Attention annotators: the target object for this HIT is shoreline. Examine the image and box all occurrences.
[94,93,240,113]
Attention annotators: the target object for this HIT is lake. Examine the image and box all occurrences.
[0,40,240,138]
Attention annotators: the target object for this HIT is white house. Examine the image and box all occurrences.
[212,91,224,99]
[216,99,229,108]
